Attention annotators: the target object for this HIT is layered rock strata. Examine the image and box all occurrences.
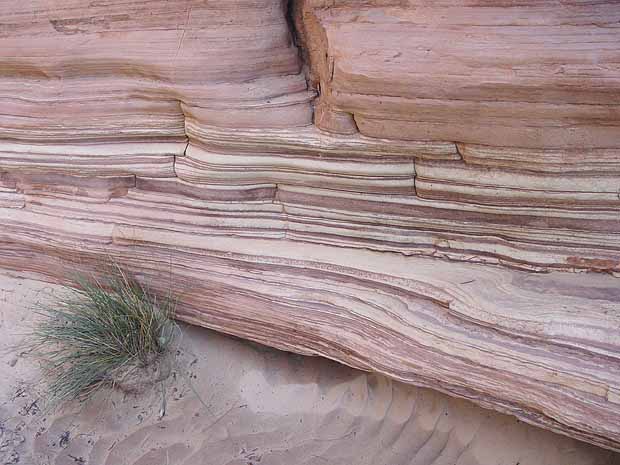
[2,274,619,465]
[1,0,619,452]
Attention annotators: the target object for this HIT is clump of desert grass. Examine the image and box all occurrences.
[26,265,177,410]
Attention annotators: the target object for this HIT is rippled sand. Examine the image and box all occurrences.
[1,273,618,465]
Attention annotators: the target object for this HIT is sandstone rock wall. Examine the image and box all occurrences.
[3,275,619,465]
[1,0,619,452]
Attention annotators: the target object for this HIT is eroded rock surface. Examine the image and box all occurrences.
[1,0,619,452]
[1,274,619,465]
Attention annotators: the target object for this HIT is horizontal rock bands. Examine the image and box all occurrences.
[2,0,620,453]
[0,226,618,451]
[5,173,619,272]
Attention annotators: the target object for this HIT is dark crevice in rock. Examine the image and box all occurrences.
[285,0,317,93]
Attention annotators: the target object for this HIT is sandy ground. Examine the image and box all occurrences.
[1,272,618,465]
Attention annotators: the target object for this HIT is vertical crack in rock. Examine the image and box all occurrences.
[411,158,417,196]
[172,138,191,179]
[172,96,190,180]
[285,0,358,134]
[285,0,313,91]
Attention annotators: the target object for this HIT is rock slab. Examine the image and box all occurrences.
[0,0,619,452]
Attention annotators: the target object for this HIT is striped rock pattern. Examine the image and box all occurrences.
[2,275,619,465]
[1,0,619,452]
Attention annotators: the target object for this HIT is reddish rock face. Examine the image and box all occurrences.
[1,0,619,452]
[2,275,618,465]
